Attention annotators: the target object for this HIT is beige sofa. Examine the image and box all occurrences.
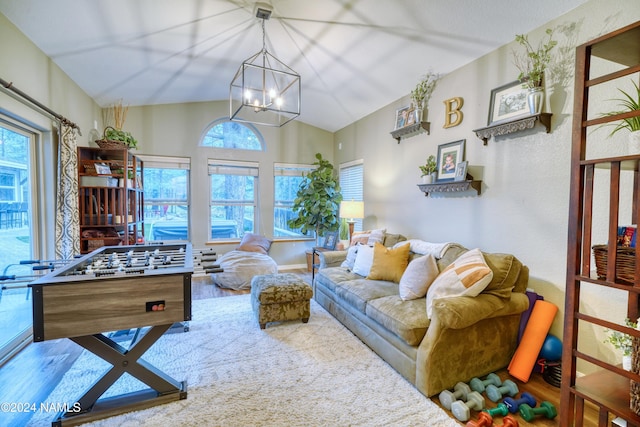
[314,241,530,397]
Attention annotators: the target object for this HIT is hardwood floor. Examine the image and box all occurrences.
[0,272,602,426]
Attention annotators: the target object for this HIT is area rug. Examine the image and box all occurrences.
[28,294,458,426]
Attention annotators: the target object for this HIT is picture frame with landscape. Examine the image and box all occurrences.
[488,80,529,125]
[436,139,465,182]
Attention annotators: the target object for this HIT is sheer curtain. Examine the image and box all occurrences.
[55,122,80,259]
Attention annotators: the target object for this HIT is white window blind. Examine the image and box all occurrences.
[339,160,364,231]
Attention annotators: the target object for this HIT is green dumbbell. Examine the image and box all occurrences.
[519,401,558,421]
[470,373,502,393]
[486,379,518,402]
[484,402,509,418]
[451,391,485,422]
[439,382,472,410]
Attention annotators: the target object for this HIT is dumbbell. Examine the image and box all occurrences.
[503,392,536,413]
[484,403,509,418]
[519,401,557,421]
[469,373,502,393]
[439,382,472,410]
[466,412,520,427]
[486,379,519,402]
[451,391,485,422]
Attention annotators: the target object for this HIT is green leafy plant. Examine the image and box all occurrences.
[604,318,637,357]
[410,71,440,109]
[105,126,138,149]
[339,218,349,241]
[419,155,437,177]
[512,28,557,89]
[600,80,640,135]
[287,153,343,242]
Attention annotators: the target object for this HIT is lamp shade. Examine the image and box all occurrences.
[340,201,364,220]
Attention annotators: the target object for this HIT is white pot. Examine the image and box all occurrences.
[623,354,632,371]
[629,131,640,154]
[422,175,433,184]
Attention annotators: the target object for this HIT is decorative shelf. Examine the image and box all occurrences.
[417,177,482,197]
[390,121,430,143]
[473,113,552,145]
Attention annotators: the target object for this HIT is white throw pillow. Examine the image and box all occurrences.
[352,244,375,277]
[426,248,493,318]
[399,254,439,300]
[341,244,359,269]
[367,228,386,245]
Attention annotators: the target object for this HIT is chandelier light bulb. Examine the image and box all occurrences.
[276,97,283,107]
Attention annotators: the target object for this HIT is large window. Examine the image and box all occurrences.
[201,119,263,150]
[208,160,258,239]
[274,163,313,238]
[0,120,37,364]
[339,160,364,232]
[139,156,190,242]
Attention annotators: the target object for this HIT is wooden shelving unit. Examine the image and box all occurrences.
[390,121,430,143]
[473,113,552,145]
[77,147,144,254]
[563,20,640,427]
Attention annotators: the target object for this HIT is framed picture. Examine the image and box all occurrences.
[394,105,413,130]
[454,161,468,182]
[94,163,111,175]
[436,139,465,182]
[487,80,529,125]
[321,231,338,250]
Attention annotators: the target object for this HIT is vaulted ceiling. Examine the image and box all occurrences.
[0,0,589,132]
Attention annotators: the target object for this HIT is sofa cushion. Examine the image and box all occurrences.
[315,267,361,293]
[367,242,410,283]
[382,232,407,247]
[426,248,493,318]
[399,254,439,300]
[351,228,385,246]
[352,244,375,276]
[481,252,523,299]
[366,295,430,346]
[335,279,398,313]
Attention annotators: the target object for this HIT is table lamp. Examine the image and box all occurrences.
[339,200,364,245]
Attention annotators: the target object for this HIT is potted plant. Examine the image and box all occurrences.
[419,155,437,184]
[410,71,440,122]
[512,28,557,114]
[604,318,637,370]
[600,80,640,152]
[98,100,139,150]
[287,153,343,244]
[338,218,350,249]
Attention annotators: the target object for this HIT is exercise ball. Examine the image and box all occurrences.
[539,334,563,361]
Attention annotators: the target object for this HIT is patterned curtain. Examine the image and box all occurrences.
[55,123,80,259]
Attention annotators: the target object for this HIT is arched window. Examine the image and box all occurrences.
[201,119,264,150]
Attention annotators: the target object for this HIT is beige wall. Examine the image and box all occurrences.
[334,0,640,373]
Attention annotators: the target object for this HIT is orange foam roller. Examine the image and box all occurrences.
[508,300,558,382]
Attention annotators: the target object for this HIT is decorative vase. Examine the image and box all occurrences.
[624,354,633,371]
[629,131,640,154]
[422,174,433,184]
[527,87,544,115]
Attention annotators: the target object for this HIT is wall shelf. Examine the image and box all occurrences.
[473,113,552,145]
[417,176,481,197]
[390,121,430,143]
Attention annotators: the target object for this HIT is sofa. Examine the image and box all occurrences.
[313,234,530,397]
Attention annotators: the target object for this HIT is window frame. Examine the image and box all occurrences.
[273,162,315,240]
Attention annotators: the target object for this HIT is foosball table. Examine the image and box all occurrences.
[30,243,193,426]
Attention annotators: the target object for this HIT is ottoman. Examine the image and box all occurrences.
[251,273,313,329]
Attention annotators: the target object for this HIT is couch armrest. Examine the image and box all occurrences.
[432,292,530,330]
[318,250,347,268]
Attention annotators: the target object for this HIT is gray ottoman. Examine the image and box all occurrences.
[250,273,313,329]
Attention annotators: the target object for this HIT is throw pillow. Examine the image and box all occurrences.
[367,228,386,245]
[367,242,410,283]
[399,254,439,300]
[425,248,493,318]
[352,244,375,277]
[382,233,407,247]
[237,233,272,255]
[341,244,359,269]
[350,230,372,246]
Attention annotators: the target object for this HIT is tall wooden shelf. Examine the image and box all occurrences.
[563,20,640,426]
[77,147,144,254]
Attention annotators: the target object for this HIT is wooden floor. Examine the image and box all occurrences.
[0,272,602,426]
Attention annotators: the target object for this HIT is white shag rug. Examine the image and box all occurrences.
[28,294,458,426]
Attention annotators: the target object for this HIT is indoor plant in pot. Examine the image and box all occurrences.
[601,80,640,153]
[287,153,343,245]
[410,70,440,122]
[419,155,437,184]
[604,317,637,371]
[512,28,557,114]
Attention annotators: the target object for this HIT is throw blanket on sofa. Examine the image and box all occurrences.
[211,250,278,290]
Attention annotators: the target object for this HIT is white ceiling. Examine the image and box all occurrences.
[0,0,589,132]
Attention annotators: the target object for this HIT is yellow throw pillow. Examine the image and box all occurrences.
[367,242,410,283]
[426,248,493,318]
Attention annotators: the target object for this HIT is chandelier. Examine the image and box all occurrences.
[229,5,301,127]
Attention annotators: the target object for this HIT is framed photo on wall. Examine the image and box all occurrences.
[454,161,468,182]
[488,80,529,125]
[394,105,412,130]
[436,139,465,182]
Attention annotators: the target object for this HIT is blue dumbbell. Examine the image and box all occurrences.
[503,391,537,413]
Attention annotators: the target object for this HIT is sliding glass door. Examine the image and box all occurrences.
[0,121,35,364]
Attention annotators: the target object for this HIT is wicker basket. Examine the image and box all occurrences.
[94,126,129,150]
[592,244,636,284]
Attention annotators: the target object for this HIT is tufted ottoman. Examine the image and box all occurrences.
[250,273,313,329]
